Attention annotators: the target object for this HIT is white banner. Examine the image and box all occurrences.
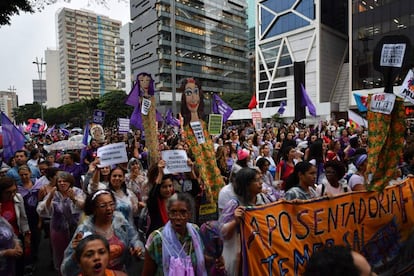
[97,142,128,167]
[161,150,191,174]
[380,43,406,67]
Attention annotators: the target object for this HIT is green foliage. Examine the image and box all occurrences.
[12,91,131,127]
[221,92,251,110]
[0,0,33,26]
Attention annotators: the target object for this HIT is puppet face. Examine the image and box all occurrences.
[138,75,151,90]
[184,82,200,113]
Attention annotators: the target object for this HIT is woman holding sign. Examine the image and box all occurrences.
[219,167,268,275]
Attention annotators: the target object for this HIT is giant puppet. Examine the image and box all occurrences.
[126,73,159,166]
[180,78,224,202]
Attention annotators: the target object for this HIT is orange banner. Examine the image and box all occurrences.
[241,178,414,276]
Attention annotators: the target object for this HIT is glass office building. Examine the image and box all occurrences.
[130,0,249,106]
[352,0,414,91]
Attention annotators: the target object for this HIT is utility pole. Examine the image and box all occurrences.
[33,57,47,121]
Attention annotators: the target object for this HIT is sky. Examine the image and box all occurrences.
[0,0,130,105]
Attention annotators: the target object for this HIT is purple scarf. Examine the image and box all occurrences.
[160,221,207,276]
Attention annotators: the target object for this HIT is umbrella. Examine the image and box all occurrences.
[68,134,84,143]
[44,140,86,151]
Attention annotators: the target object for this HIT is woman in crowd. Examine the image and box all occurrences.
[125,158,148,207]
[74,234,127,276]
[61,190,144,276]
[0,212,23,276]
[84,158,111,194]
[216,146,231,184]
[284,161,317,200]
[37,171,85,271]
[315,160,349,196]
[0,177,30,276]
[326,139,342,162]
[348,154,368,191]
[108,166,139,226]
[219,167,267,275]
[305,139,326,185]
[276,146,296,190]
[146,161,175,235]
[143,193,207,275]
[17,165,43,269]
[256,157,281,202]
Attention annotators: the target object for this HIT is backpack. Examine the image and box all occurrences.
[136,206,150,242]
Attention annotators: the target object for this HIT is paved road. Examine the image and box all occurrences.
[33,234,58,276]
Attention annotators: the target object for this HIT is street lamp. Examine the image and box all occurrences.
[33,57,47,121]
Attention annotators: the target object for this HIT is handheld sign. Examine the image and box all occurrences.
[208,114,223,136]
[398,69,414,104]
[370,93,395,114]
[161,150,191,174]
[93,110,106,125]
[373,35,411,93]
[118,118,130,134]
[97,142,128,167]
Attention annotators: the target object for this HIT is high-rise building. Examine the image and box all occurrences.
[130,0,249,111]
[0,90,18,119]
[57,8,125,105]
[255,0,348,118]
[351,0,414,94]
[45,48,61,108]
[32,79,47,104]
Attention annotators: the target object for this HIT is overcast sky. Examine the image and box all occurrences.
[0,0,130,105]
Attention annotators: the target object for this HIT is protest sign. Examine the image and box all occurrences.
[161,150,191,174]
[252,111,262,129]
[369,93,395,114]
[93,109,105,125]
[118,118,130,134]
[241,179,414,276]
[97,142,128,167]
[208,114,223,135]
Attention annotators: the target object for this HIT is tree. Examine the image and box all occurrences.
[0,0,124,26]
[221,92,251,110]
[97,90,133,127]
[12,103,42,124]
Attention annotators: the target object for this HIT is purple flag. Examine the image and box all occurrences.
[46,124,55,136]
[130,106,143,130]
[156,109,163,122]
[212,94,233,122]
[125,82,139,107]
[165,108,180,127]
[301,84,316,117]
[80,121,90,165]
[1,112,26,162]
[277,101,286,115]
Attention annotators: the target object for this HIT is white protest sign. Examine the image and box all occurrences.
[141,98,151,115]
[190,121,205,144]
[118,118,130,134]
[97,142,128,167]
[380,43,406,67]
[398,70,414,104]
[161,150,191,174]
[369,93,396,114]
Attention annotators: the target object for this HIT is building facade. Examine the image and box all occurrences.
[0,91,18,119]
[45,49,61,108]
[254,0,348,119]
[351,0,414,97]
[129,0,249,112]
[57,8,125,105]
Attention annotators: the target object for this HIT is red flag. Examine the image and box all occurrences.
[248,94,257,110]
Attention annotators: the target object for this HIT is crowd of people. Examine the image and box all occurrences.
[1,116,409,276]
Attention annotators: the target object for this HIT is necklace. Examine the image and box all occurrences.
[95,225,113,238]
